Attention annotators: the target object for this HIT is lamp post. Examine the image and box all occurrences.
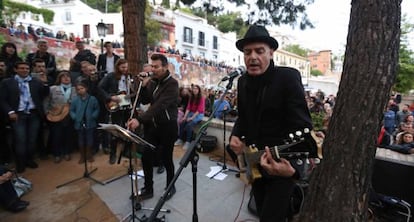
[96,19,108,54]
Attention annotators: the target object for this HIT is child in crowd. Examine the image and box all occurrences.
[69,82,100,163]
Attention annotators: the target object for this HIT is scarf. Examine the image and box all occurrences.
[15,75,32,113]
[60,83,72,102]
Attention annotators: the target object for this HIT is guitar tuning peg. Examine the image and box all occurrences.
[304,128,310,133]
[314,158,321,164]
[295,131,302,137]
[289,133,294,140]
[296,159,303,165]
[305,158,310,164]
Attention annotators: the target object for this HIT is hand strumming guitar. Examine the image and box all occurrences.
[260,147,296,177]
[230,135,244,155]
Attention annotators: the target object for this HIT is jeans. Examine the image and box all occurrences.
[77,128,95,147]
[11,112,41,159]
[179,112,204,142]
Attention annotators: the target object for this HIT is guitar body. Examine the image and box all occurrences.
[106,92,132,112]
[237,129,323,185]
[238,145,263,184]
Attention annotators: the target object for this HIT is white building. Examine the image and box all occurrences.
[14,0,123,43]
[173,10,242,67]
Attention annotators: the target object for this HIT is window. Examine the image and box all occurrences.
[83,24,90,38]
[162,29,169,41]
[183,27,193,44]
[65,10,72,22]
[198,31,205,47]
[213,36,218,49]
[106,24,114,35]
[200,52,205,58]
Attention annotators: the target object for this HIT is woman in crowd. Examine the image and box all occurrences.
[44,71,77,163]
[176,84,205,149]
[384,131,414,154]
[0,42,22,77]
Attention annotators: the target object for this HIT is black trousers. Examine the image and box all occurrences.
[252,176,295,222]
[0,166,18,208]
[142,120,177,189]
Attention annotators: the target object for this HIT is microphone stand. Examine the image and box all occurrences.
[209,76,239,179]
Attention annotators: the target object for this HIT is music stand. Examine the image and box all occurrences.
[98,123,156,222]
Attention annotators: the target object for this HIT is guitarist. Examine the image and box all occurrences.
[97,59,134,164]
[229,25,314,222]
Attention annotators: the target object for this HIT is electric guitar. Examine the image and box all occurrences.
[106,92,133,112]
[237,129,322,184]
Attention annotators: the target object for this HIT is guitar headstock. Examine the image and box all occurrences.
[284,128,311,145]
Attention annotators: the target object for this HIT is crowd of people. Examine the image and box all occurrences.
[0,37,242,212]
[0,25,330,221]
[378,95,414,154]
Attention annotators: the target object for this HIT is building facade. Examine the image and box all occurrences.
[308,50,332,74]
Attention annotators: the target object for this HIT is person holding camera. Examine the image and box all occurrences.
[0,166,30,212]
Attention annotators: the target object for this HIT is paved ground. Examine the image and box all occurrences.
[93,148,258,222]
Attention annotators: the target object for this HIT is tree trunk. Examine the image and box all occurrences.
[298,1,401,221]
[122,0,147,74]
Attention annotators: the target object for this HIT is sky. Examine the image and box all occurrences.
[277,0,414,55]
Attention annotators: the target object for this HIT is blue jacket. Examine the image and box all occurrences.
[70,94,100,130]
[383,110,397,130]
[213,99,231,119]
[385,142,414,154]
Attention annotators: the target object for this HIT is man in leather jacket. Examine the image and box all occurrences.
[127,54,178,201]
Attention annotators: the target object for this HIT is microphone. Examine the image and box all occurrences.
[139,72,153,78]
[221,66,246,81]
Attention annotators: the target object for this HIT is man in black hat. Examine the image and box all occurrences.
[229,25,314,221]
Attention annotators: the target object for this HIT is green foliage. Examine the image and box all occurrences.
[0,33,6,46]
[194,0,315,29]
[3,0,54,24]
[394,16,414,93]
[311,112,324,131]
[311,69,323,76]
[217,12,245,34]
[283,44,309,57]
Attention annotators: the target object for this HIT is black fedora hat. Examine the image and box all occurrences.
[236,25,279,51]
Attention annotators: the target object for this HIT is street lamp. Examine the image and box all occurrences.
[96,19,108,54]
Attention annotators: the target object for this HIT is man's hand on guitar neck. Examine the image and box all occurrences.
[260,147,296,178]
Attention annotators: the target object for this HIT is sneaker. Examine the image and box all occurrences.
[54,157,61,163]
[64,155,71,161]
[138,187,154,200]
[174,139,183,146]
[26,160,38,169]
[165,186,176,201]
[182,142,191,150]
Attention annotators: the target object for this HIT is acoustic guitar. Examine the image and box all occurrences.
[237,129,323,184]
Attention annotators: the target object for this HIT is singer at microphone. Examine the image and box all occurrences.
[139,72,153,78]
[221,66,246,81]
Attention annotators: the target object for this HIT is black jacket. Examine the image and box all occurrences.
[232,60,314,154]
[70,49,96,72]
[138,71,179,126]
[97,53,120,74]
[0,77,50,117]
